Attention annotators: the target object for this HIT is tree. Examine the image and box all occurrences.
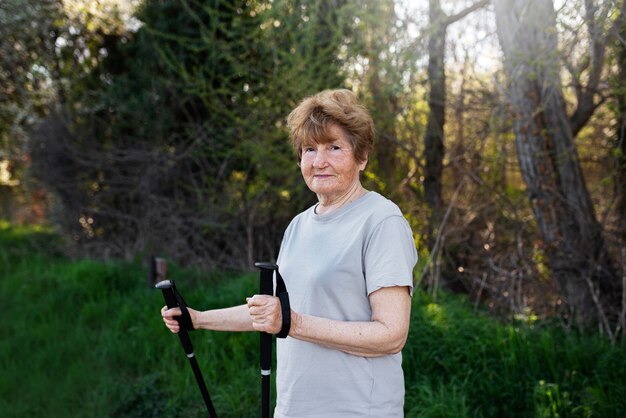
[0,0,129,222]
[29,0,356,270]
[0,0,60,152]
[493,0,620,327]
[613,0,626,243]
[422,0,489,249]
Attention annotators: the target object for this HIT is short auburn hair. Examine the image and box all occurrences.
[286,89,374,163]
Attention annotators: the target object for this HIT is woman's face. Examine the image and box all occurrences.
[299,123,367,202]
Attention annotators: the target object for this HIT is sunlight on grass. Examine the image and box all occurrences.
[425,302,448,328]
[0,220,52,235]
[425,302,443,317]
[514,307,540,325]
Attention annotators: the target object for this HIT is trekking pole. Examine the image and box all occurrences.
[153,258,217,418]
[255,262,275,418]
[254,262,291,418]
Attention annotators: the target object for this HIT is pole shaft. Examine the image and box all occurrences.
[188,355,218,418]
[257,264,276,418]
[156,278,218,418]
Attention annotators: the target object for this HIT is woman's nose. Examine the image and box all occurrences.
[312,149,328,167]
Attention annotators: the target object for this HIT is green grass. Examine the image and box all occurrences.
[1,223,625,417]
[403,294,626,417]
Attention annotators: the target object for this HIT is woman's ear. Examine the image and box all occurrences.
[358,154,369,171]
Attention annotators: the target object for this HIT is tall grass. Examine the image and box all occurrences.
[0,223,260,417]
[1,223,625,417]
[403,292,626,417]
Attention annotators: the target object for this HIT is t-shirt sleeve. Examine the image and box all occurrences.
[363,215,418,296]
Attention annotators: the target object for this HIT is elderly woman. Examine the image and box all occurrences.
[162,89,417,418]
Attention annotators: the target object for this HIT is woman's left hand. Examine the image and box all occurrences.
[246,294,283,334]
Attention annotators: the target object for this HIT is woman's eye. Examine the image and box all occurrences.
[330,144,341,150]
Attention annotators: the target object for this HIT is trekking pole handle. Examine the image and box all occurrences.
[156,279,194,355]
[255,263,275,370]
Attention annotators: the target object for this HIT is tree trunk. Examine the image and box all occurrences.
[424,0,447,249]
[494,0,619,326]
[365,0,400,191]
[422,0,489,249]
[615,0,626,242]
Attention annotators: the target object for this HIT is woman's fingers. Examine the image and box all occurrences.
[247,295,282,334]
[161,305,182,333]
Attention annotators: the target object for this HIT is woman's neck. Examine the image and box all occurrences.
[315,183,367,215]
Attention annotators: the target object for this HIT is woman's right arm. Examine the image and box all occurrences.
[161,304,255,333]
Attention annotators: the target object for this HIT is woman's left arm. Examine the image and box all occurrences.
[247,285,411,357]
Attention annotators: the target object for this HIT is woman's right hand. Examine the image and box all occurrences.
[161,305,186,333]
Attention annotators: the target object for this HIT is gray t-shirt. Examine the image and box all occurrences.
[275,191,418,418]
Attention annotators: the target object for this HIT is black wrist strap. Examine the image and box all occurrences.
[275,269,290,338]
[173,286,195,331]
[276,292,291,338]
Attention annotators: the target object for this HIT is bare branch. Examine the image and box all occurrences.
[569,0,620,136]
[444,0,491,26]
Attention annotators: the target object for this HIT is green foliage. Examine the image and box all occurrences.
[27,0,362,269]
[404,291,626,417]
[2,225,625,417]
[3,0,624,335]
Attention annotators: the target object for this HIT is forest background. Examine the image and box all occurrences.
[3,0,625,332]
[1,0,626,416]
